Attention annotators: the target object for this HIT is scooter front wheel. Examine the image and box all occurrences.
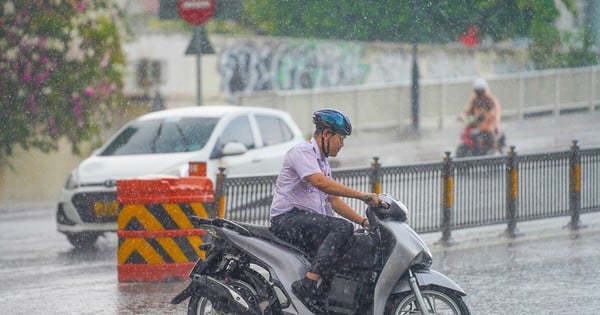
[385,286,470,315]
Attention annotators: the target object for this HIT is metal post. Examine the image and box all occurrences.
[568,140,582,230]
[185,25,213,105]
[440,152,454,244]
[410,0,420,131]
[214,167,227,218]
[370,157,381,194]
[505,146,519,237]
[195,26,203,105]
[411,42,420,131]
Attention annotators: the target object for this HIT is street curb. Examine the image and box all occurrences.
[421,212,600,253]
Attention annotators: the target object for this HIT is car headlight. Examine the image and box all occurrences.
[64,172,80,190]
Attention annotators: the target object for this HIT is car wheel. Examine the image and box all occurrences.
[66,232,100,249]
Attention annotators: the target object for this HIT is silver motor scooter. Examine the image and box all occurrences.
[172,194,470,315]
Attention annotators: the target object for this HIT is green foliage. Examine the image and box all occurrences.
[523,0,598,69]
[241,0,597,69]
[0,0,129,162]
[242,0,539,43]
[244,0,407,41]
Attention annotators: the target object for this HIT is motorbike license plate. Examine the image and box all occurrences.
[94,200,119,218]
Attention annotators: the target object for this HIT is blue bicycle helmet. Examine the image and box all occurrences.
[312,109,352,136]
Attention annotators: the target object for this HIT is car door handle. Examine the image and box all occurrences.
[252,158,261,163]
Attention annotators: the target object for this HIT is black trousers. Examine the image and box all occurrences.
[270,208,353,275]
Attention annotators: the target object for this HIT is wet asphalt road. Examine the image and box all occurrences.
[430,224,600,314]
[1,207,599,315]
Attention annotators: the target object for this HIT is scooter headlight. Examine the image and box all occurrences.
[411,250,432,269]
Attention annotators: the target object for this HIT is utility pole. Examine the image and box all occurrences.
[410,0,420,132]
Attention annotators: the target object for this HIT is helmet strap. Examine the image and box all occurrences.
[321,129,333,157]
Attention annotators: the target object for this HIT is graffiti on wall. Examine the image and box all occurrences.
[218,41,369,102]
[217,39,529,103]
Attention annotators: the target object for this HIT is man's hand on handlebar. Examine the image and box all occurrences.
[362,193,383,207]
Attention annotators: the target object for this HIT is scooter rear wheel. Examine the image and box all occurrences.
[188,296,221,315]
[187,279,258,315]
[385,286,470,315]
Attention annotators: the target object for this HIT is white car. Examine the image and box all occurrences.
[56,105,304,248]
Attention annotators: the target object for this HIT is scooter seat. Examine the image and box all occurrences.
[236,222,307,256]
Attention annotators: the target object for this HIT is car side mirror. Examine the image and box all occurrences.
[221,142,247,156]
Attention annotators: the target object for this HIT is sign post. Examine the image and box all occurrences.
[177,0,215,105]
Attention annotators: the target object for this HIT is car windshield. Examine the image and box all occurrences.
[99,117,219,156]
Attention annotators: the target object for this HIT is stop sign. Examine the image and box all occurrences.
[177,0,215,25]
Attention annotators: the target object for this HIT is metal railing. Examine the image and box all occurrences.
[239,66,600,135]
[581,149,600,212]
[213,141,600,242]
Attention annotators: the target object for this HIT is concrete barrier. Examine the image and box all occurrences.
[116,176,213,282]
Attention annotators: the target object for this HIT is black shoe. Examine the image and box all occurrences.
[292,278,324,313]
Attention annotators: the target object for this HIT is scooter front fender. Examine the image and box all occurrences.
[392,269,466,296]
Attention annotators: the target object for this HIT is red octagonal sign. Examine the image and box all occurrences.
[177,0,215,26]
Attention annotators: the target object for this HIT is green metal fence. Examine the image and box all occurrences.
[214,141,600,241]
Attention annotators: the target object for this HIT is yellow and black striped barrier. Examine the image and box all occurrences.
[116,176,213,282]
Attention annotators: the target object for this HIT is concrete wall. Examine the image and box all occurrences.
[123,34,531,107]
[213,36,530,104]
[121,32,223,107]
[0,140,83,209]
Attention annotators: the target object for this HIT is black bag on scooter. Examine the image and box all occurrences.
[339,230,378,269]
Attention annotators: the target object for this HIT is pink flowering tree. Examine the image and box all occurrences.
[0,0,128,162]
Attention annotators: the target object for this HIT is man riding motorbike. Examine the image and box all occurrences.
[171,110,471,313]
[269,108,381,312]
[459,78,503,155]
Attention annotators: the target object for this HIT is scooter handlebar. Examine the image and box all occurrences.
[365,194,409,223]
